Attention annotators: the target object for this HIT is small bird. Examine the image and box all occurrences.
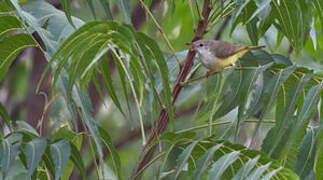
[186,39,265,72]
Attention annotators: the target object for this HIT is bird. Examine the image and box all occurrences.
[186,39,265,73]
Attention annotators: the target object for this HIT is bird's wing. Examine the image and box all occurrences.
[212,41,247,59]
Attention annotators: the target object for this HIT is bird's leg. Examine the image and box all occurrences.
[234,66,258,70]
[180,70,218,86]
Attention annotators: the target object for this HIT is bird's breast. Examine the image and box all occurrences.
[197,50,219,70]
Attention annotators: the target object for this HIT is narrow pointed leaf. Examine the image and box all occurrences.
[175,141,198,179]
[0,34,36,81]
[136,32,174,130]
[60,0,75,28]
[70,143,86,179]
[114,0,131,23]
[232,155,261,180]
[192,143,223,180]
[0,16,22,39]
[98,126,121,180]
[101,56,125,116]
[245,162,271,180]
[294,129,316,179]
[208,151,240,180]
[261,167,283,180]
[98,0,113,19]
[0,102,11,132]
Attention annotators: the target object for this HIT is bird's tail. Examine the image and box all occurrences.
[247,45,266,50]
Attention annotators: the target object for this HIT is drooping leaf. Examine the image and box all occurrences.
[175,141,198,179]
[315,128,323,180]
[60,0,75,28]
[0,15,22,39]
[136,32,175,131]
[192,143,223,180]
[98,0,113,19]
[232,155,260,180]
[294,128,316,179]
[264,72,312,158]
[50,140,71,180]
[70,143,86,179]
[0,34,36,81]
[25,137,47,177]
[280,83,322,167]
[98,126,122,180]
[271,0,299,51]
[245,162,271,180]
[208,151,240,180]
[100,56,125,116]
[0,102,11,133]
[313,0,323,30]
[114,0,131,24]
[0,134,22,178]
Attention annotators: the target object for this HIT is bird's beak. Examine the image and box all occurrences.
[186,42,195,50]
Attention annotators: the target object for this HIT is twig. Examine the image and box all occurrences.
[177,119,276,134]
[139,0,183,67]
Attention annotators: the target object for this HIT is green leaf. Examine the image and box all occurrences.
[42,148,56,178]
[114,0,131,24]
[0,102,11,133]
[53,126,83,180]
[87,0,97,19]
[0,16,22,39]
[70,143,86,179]
[50,140,71,180]
[196,140,298,180]
[12,1,106,177]
[0,2,13,13]
[192,143,223,180]
[315,128,323,180]
[294,128,316,179]
[60,0,75,28]
[25,137,47,177]
[230,0,256,35]
[232,155,260,180]
[109,49,133,120]
[136,32,175,131]
[271,0,299,51]
[0,34,36,81]
[281,83,322,166]
[254,65,296,146]
[208,151,240,180]
[175,141,198,179]
[98,0,113,19]
[245,162,271,180]
[261,167,283,180]
[247,0,272,22]
[265,72,312,158]
[100,56,125,116]
[0,134,22,178]
[246,18,258,45]
[313,0,323,30]
[98,126,122,180]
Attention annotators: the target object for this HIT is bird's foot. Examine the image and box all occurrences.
[205,71,211,78]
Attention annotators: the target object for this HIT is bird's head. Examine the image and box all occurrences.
[186,40,212,55]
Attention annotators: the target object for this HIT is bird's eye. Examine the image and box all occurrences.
[199,44,203,47]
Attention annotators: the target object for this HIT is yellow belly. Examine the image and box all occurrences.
[211,49,249,72]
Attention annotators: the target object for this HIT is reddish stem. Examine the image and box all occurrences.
[134,0,212,178]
